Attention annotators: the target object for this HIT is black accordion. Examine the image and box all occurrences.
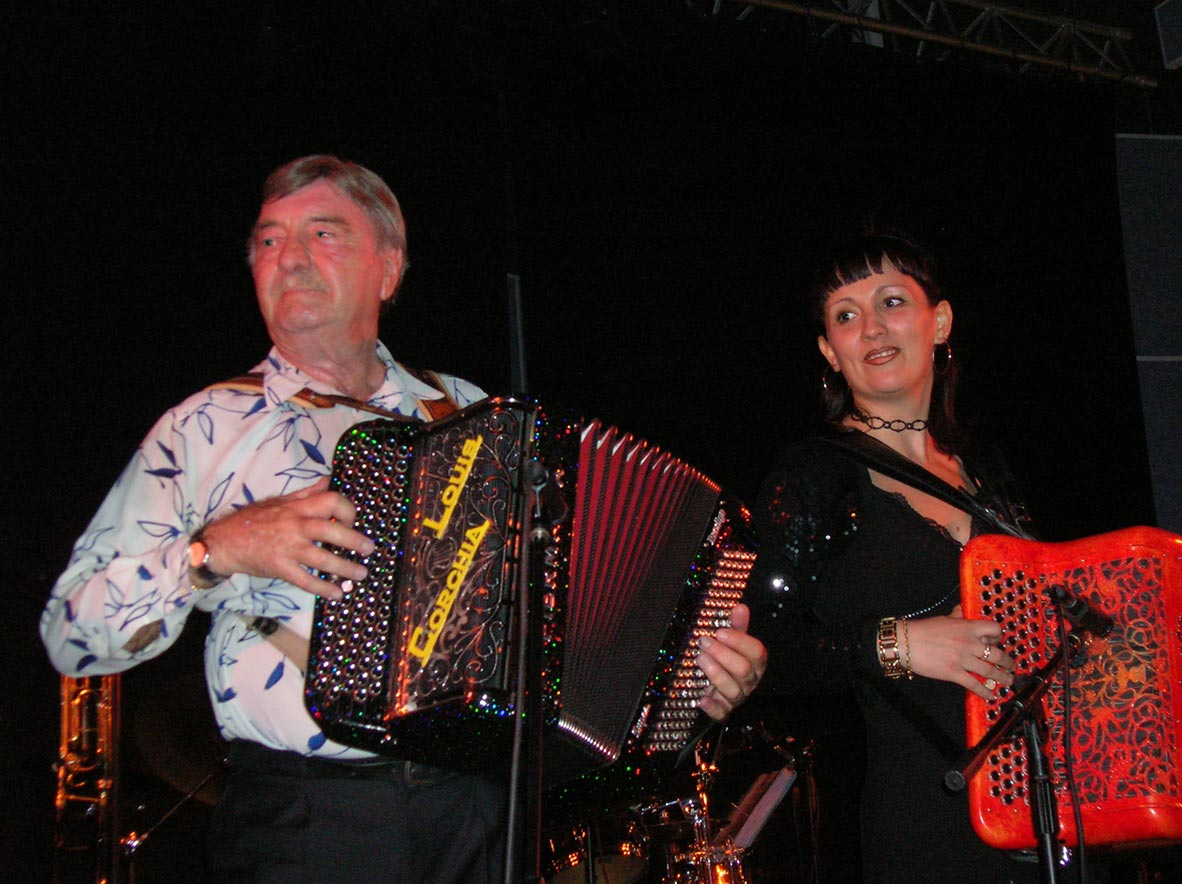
[304,398,756,782]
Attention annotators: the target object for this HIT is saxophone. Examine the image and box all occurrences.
[53,674,122,884]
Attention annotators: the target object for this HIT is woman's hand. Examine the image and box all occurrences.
[904,605,1014,700]
[696,603,768,721]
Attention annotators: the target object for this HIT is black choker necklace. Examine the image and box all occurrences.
[850,409,928,432]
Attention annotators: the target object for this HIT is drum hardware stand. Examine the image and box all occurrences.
[118,763,223,884]
[715,734,817,884]
[946,588,1113,884]
[700,727,819,884]
[504,457,567,884]
[656,737,751,884]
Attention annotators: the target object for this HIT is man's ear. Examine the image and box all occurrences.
[381,249,406,303]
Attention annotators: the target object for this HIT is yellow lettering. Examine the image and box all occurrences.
[420,434,485,540]
[436,585,458,610]
[408,626,436,666]
[465,520,490,548]
[408,517,492,670]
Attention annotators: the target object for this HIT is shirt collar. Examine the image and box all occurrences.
[251,342,447,416]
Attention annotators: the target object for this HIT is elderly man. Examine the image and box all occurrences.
[41,155,765,883]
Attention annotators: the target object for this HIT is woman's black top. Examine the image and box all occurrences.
[745,432,1040,884]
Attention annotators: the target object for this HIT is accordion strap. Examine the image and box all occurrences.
[210,363,460,422]
[817,430,1028,539]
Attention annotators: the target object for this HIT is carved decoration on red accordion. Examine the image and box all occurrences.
[960,526,1182,850]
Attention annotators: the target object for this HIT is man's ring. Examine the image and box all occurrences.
[981,646,992,662]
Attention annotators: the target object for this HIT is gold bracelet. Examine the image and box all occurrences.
[877,616,906,679]
[901,617,914,680]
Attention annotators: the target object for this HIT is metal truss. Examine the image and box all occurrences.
[704,0,1158,88]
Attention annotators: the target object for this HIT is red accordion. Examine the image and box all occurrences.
[960,526,1182,849]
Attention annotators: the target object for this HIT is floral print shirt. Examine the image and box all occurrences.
[41,342,485,757]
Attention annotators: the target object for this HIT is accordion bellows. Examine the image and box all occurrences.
[304,398,755,783]
[961,526,1182,850]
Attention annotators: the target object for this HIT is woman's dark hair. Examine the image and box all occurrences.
[808,230,966,455]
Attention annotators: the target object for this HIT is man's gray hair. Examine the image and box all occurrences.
[247,154,407,265]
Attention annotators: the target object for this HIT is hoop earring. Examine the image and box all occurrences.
[821,366,844,396]
[933,341,953,377]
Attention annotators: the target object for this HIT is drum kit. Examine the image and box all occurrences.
[59,667,814,884]
[541,722,816,884]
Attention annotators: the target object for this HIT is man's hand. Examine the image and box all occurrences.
[198,477,373,600]
[695,603,767,721]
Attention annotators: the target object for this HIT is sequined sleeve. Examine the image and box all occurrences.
[744,440,880,694]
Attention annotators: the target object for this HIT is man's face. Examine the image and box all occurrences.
[250,179,403,353]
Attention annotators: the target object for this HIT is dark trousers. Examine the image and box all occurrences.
[209,741,507,884]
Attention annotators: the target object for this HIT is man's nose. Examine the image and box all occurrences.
[278,233,311,270]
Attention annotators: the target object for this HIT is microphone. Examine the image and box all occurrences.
[1049,584,1114,638]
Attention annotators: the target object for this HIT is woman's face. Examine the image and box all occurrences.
[817,260,951,411]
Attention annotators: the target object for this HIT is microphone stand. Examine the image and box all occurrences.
[503,459,567,884]
[945,632,1090,884]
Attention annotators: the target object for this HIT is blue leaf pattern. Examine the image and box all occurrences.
[264,660,284,690]
[205,473,234,518]
[279,467,324,483]
[138,520,180,540]
[262,417,298,450]
[198,409,215,444]
[254,589,302,613]
[300,439,326,464]
[74,526,114,555]
[157,441,178,468]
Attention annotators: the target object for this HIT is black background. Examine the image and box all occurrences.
[7,3,1178,880]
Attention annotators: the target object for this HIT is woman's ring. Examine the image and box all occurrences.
[984,678,998,692]
[981,646,992,662]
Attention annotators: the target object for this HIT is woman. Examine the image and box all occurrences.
[746,231,1043,884]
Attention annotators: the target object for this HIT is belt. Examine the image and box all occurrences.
[228,740,457,788]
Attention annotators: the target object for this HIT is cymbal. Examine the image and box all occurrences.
[132,673,226,806]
